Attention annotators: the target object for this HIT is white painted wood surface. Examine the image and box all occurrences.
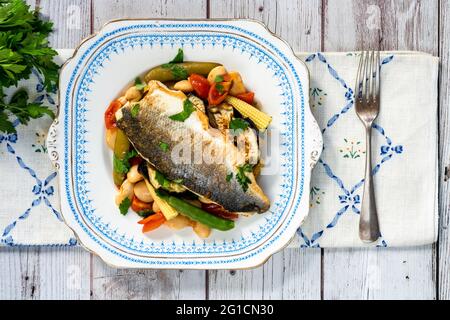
[208,0,322,300]
[439,0,450,300]
[90,0,208,300]
[0,0,446,300]
[321,0,438,300]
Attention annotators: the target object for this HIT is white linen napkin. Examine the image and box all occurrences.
[0,50,76,246]
[0,50,438,248]
[292,51,439,247]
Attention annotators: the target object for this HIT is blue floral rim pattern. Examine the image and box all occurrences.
[62,22,307,265]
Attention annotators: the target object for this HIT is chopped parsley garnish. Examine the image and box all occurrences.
[119,197,131,215]
[169,99,196,122]
[214,75,224,83]
[155,170,172,189]
[134,77,146,90]
[226,172,233,182]
[159,141,169,152]
[169,48,184,63]
[154,171,183,190]
[130,103,140,117]
[113,149,138,174]
[215,83,224,94]
[162,63,188,80]
[229,118,250,132]
[236,164,253,192]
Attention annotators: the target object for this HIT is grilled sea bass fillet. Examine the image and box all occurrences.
[115,81,270,213]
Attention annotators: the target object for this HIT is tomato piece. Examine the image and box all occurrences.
[201,203,239,221]
[207,81,231,106]
[188,74,210,99]
[138,210,164,223]
[131,196,152,213]
[104,100,122,129]
[236,91,255,104]
[138,211,166,233]
[142,218,165,232]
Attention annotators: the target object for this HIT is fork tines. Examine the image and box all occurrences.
[355,50,380,105]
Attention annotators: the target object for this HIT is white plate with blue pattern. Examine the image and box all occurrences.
[47,19,322,269]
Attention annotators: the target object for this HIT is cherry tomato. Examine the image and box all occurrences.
[236,91,255,104]
[188,74,210,99]
[207,81,231,106]
[138,211,166,233]
[201,203,239,221]
[104,100,122,129]
[131,196,152,213]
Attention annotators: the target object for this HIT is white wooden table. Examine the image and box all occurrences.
[0,0,448,300]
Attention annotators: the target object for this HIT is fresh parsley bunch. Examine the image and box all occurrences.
[0,0,59,133]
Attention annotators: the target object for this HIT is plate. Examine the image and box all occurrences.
[47,19,322,269]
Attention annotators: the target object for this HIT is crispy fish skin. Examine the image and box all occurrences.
[115,81,270,213]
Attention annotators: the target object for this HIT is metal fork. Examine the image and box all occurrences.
[355,50,381,243]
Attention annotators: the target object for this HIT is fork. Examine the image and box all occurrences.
[355,50,381,243]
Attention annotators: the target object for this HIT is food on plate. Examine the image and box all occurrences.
[104,48,272,238]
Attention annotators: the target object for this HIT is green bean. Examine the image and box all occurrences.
[157,192,235,231]
[113,129,130,186]
[145,62,221,83]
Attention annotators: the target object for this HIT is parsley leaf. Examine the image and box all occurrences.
[0,0,59,133]
[159,141,169,152]
[113,155,129,174]
[131,103,140,117]
[113,149,138,174]
[226,172,233,182]
[169,99,196,122]
[215,83,224,94]
[134,77,146,90]
[162,63,188,80]
[214,75,224,83]
[154,170,183,190]
[236,164,253,192]
[169,48,184,63]
[155,170,171,189]
[0,112,15,133]
[229,118,250,132]
[119,197,131,215]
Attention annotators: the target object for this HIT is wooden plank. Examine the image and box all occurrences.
[37,247,91,299]
[0,248,39,299]
[208,0,322,300]
[91,256,205,299]
[0,247,91,299]
[439,0,450,300]
[208,249,321,300]
[0,0,92,300]
[261,249,321,299]
[323,0,438,53]
[322,0,438,300]
[38,0,92,48]
[323,246,436,300]
[210,0,322,51]
[92,0,207,30]
[90,0,207,300]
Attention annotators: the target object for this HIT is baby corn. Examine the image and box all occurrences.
[225,96,272,131]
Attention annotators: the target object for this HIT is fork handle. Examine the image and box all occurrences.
[359,126,381,242]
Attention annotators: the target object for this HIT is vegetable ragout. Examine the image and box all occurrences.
[104,48,271,238]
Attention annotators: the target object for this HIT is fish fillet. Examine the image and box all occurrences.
[116,81,270,213]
